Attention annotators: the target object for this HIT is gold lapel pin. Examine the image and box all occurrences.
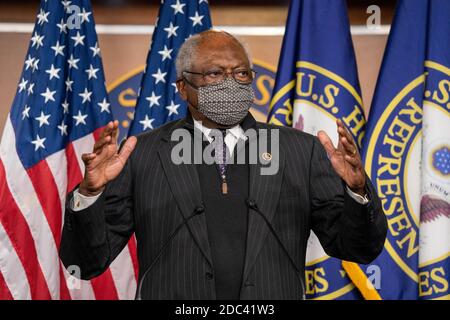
[261,152,272,161]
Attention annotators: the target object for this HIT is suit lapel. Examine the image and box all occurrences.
[242,128,285,283]
[158,120,213,267]
[156,115,285,278]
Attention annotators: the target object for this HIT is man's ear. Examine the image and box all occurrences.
[176,79,187,101]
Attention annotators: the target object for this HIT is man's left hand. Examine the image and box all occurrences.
[317,119,366,196]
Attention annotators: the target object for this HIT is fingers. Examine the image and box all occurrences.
[82,151,107,169]
[93,120,119,154]
[118,136,137,164]
[337,119,354,142]
[99,121,114,139]
[337,119,355,145]
[112,120,119,141]
[337,119,357,155]
[344,154,360,167]
[81,152,96,166]
[336,119,363,170]
[93,135,112,154]
[341,136,357,155]
[317,130,336,156]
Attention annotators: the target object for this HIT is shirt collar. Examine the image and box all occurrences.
[193,119,247,142]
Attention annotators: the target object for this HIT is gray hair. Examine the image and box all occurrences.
[175,30,253,79]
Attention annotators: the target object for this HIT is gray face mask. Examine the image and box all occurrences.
[196,77,255,126]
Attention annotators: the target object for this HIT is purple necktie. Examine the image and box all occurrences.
[212,129,228,194]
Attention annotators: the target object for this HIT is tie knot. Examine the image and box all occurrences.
[213,128,227,134]
[210,128,227,167]
[210,128,227,142]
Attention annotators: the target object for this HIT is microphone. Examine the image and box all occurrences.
[136,204,205,300]
[246,199,306,300]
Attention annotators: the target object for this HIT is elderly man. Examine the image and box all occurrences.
[60,30,387,300]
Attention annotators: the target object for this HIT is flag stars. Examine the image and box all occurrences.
[61,100,69,114]
[31,32,45,49]
[189,11,204,27]
[97,98,110,113]
[79,88,93,104]
[68,54,80,69]
[73,110,88,126]
[139,115,154,130]
[45,64,61,80]
[164,22,179,38]
[18,78,28,93]
[61,0,72,12]
[171,82,178,93]
[158,45,173,61]
[36,9,50,25]
[24,55,35,70]
[166,100,180,116]
[65,78,74,91]
[22,105,30,119]
[85,64,99,80]
[78,8,92,23]
[57,19,67,33]
[41,87,57,103]
[90,42,101,57]
[152,68,167,84]
[31,58,39,73]
[171,0,186,15]
[58,121,68,136]
[145,91,161,107]
[51,41,65,56]
[71,31,85,47]
[35,111,51,127]
[31,134,46,151]
[27,83,35,95]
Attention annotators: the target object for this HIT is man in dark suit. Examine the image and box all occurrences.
[60,30,387,300]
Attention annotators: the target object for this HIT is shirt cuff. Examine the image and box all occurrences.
[345,185,369,205]
[71,188,102,212]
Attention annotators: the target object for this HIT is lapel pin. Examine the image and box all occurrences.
[261,152,272,162]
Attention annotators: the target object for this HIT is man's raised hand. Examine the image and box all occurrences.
[317,119,366,196]
[79,120,137,196]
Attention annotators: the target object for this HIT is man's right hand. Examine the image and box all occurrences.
[79,120,137,197]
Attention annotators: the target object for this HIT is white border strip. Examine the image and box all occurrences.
[0,23,390,36]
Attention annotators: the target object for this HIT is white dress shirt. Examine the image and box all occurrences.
[71,119,368,211]
[193,119,247,156]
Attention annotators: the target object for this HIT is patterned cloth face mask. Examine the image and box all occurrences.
[197,77,255,126]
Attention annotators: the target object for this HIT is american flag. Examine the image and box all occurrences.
[0,0,137,299]
[128,0,212,135]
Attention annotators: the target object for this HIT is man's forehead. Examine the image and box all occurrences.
[197,35,243,51]
[197,30,236,42]
[193,37,249,65]
[192,52,249,71]
[179,30,251,71]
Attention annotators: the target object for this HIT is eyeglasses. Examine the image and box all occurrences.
[182,68,257,86]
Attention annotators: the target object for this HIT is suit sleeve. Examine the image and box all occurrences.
[59,158,134,280]
[309,137,388,264]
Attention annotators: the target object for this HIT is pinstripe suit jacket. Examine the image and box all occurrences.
[60,114,387,300]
